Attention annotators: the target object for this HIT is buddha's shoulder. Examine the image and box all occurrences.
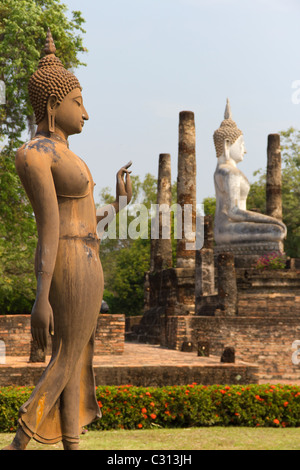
[15,137,67,166]
[215,163,242,177]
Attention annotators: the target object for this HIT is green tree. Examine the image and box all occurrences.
[0,0,86,142]
[99,174,177,316]
[0,0,87,314]
[0,145,37,313]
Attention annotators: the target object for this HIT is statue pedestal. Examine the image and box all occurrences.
[214,241,284,268]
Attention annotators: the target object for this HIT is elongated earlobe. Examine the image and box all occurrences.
[47,94,58,133]
[48,111,55,133]
[224,139,231,161]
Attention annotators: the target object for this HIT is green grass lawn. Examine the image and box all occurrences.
[1,427,300,450]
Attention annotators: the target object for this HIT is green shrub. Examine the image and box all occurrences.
[1,384,300,432]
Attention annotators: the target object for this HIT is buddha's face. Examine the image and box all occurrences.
[51,88,89,137]
[229,135,246,163]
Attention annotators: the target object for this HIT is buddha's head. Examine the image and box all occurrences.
[213,99,246,162]
[28,29,89,137]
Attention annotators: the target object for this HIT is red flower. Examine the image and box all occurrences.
[273,419,280,425]
[141,408,147,414]
[255,395,263,401]
[284,401,289,407]
[150,414,157,420]
[137,424,143,429]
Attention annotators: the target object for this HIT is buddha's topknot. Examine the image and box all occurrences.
[28,28,81,124]
[213,99,243,158]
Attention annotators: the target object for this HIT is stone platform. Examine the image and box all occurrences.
[0,342,259,388]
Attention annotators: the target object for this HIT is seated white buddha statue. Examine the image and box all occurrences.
[213,99,286,246]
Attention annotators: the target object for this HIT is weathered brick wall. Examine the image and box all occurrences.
[0,314,125,357]
[160,315,192,350]
[0,315,32,357]
[159,312,300,381]
[190,316,300,381]
[94,314,125,355]
[148,268,195,316]
[238,293,300,316]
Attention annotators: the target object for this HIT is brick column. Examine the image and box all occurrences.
[266,133,282,221]
[176,111,197,268]
[195,215,215,299]
[151,153,173,271]
[217,253,237,316]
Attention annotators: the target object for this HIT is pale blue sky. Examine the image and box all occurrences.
[63,0,300,206]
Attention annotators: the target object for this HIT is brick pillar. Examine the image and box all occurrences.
[266,134,282,221]
[151,153,173,271]
[176,111,197,268]
[195,215,215,303]
[217,253,237,316]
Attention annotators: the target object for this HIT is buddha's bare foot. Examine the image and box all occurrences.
[1,427,30,450]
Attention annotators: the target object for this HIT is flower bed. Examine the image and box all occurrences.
[254,252,287,270]
[1,384,300,432]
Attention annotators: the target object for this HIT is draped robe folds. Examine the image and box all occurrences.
[17,136,103,444]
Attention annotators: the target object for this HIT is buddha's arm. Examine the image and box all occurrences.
[96,162,132,228]
[226,173,286,229]
[15,147,59,349]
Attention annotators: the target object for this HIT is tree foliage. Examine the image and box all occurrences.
[0,0,87,143]
[100,174,177,316]
[0,145,37,313]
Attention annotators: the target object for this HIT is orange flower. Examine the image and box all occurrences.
[284,401,289,407]
[145,392,151,396]
[97,401,103,408]
[141,408,147,414]
[150,414,157,420]
[273,419,280,425]
[150,402,155,407]
[137,424,143,429]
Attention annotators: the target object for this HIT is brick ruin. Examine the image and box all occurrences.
[0,314,125,360]
[127,113,300,382]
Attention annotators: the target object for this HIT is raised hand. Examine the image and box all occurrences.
[116,161,133,206]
